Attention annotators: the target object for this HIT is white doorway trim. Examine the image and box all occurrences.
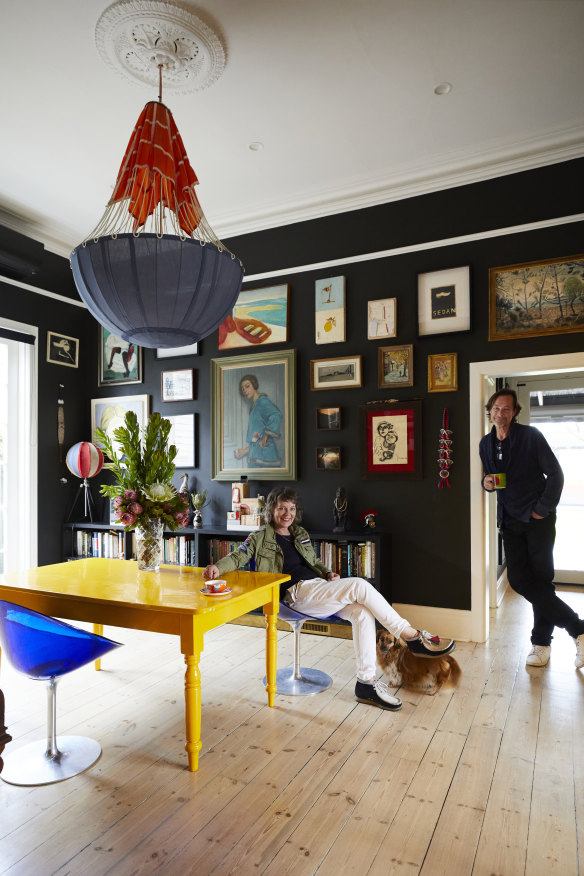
[469,351,584,643]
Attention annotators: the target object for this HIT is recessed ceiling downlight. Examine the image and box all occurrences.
[434,82,453,96]
[249,141,264,151]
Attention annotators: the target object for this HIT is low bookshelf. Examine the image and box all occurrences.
[63,523,390,639]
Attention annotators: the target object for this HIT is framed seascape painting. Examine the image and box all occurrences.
[367,298,397,340]
[310,355,362,390]
[316,446,341,470]
[218,284,289,349]
[428,352,458,392]
[489,253,584,341]
[46,331,79,368]
[91,395,149,459]
[377,344,413,389]
[98,327,142,386]
[360,400,422,480]
[211,349,296,480]
[315,276,346,344]
[418,266,471,336]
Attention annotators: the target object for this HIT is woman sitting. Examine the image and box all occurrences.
[204,486,455,711]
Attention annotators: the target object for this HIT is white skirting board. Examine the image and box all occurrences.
[392,604,472,642]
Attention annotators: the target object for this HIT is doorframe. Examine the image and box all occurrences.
[469,351,584,643]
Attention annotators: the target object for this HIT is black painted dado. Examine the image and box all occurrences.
[2,158,583,606]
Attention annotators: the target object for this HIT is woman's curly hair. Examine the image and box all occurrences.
[265,486,303,525]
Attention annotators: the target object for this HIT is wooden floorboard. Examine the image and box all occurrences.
[1,587,583,876]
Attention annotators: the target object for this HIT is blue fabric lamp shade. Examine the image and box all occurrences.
[71,233,244,349]
[0,601,121,681]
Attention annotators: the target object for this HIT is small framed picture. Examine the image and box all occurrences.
[316,407,342,430]
[47,331,79,368]
[315,276,346,344]
[99,327,142,386]
[418,266,471,336]
[316,446,341,470]
[156,343,199,359]
[161,369,195,402]
[428,353,458,392]
[378,344,414,389]
[311,355,362,390]
[91,395,150,458]
[367,298,397,340]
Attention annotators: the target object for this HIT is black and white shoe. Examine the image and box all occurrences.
[405,630,455,658]
[355,679,402,711]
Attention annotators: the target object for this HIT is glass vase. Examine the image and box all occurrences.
[135,519,164,572]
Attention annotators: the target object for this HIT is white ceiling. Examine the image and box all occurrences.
[1,0,583,259]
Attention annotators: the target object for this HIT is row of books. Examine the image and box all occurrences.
[312,539,376,579]
[162,535,196,566]
[75,529,126,560]
[206,538,252,569]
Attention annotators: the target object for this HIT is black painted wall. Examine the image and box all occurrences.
[1,158,583,607]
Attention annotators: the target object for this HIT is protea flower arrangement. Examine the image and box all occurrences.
[95,411,189,532]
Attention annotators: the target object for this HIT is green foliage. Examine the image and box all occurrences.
[95,411,178,497]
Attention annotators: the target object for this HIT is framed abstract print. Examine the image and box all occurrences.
[360,399,422,480]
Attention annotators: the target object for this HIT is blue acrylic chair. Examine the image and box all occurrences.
[263,602,340,695]
[0,600,122,786]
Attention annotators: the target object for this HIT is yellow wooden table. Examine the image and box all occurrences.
[0,559,289,771]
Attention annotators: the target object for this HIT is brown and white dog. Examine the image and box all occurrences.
[376,630,462,695]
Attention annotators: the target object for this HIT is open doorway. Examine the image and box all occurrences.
[508,373,584,585]
[469,351,584,643]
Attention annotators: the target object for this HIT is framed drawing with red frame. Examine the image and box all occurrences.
[360,399,422,480]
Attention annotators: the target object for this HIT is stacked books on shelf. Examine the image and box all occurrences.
[163,534,195,566]
[226,481,265,531]
[207,538,252,569]
[76,529,126,560]
[312,539,375,579]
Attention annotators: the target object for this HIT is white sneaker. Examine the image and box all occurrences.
[573,634,584,669]
[526,645,551,667]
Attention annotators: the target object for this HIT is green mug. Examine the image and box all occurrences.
[492,473,506,489]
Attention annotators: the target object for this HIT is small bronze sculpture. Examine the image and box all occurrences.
[333,486,348,532]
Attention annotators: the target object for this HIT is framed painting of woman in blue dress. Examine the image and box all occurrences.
[211,349,297,480]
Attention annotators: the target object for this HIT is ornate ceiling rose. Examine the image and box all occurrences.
[95,0,226,93]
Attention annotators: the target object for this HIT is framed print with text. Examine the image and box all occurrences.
[211,349,296,480]
[418,266,470,336]
[360,399,422,480]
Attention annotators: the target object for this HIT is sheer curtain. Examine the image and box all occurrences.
[0,319,37,572]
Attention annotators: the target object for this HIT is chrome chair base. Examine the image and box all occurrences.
[264,666,332,696]
[0,736,102,786]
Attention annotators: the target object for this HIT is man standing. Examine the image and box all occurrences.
[480,388,584,668]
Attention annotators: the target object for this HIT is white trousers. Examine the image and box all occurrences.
[287,576,410,681]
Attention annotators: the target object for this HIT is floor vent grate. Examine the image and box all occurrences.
[303,622,330,635]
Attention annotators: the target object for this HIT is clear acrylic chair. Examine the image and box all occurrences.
[0,600,121,786]
[263,602,337,695]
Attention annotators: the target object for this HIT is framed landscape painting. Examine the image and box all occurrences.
[489,254,584,341]
[218,284,289,349]
[211,349,296,480]
[311,355,362,390]
[377,344,413,389]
